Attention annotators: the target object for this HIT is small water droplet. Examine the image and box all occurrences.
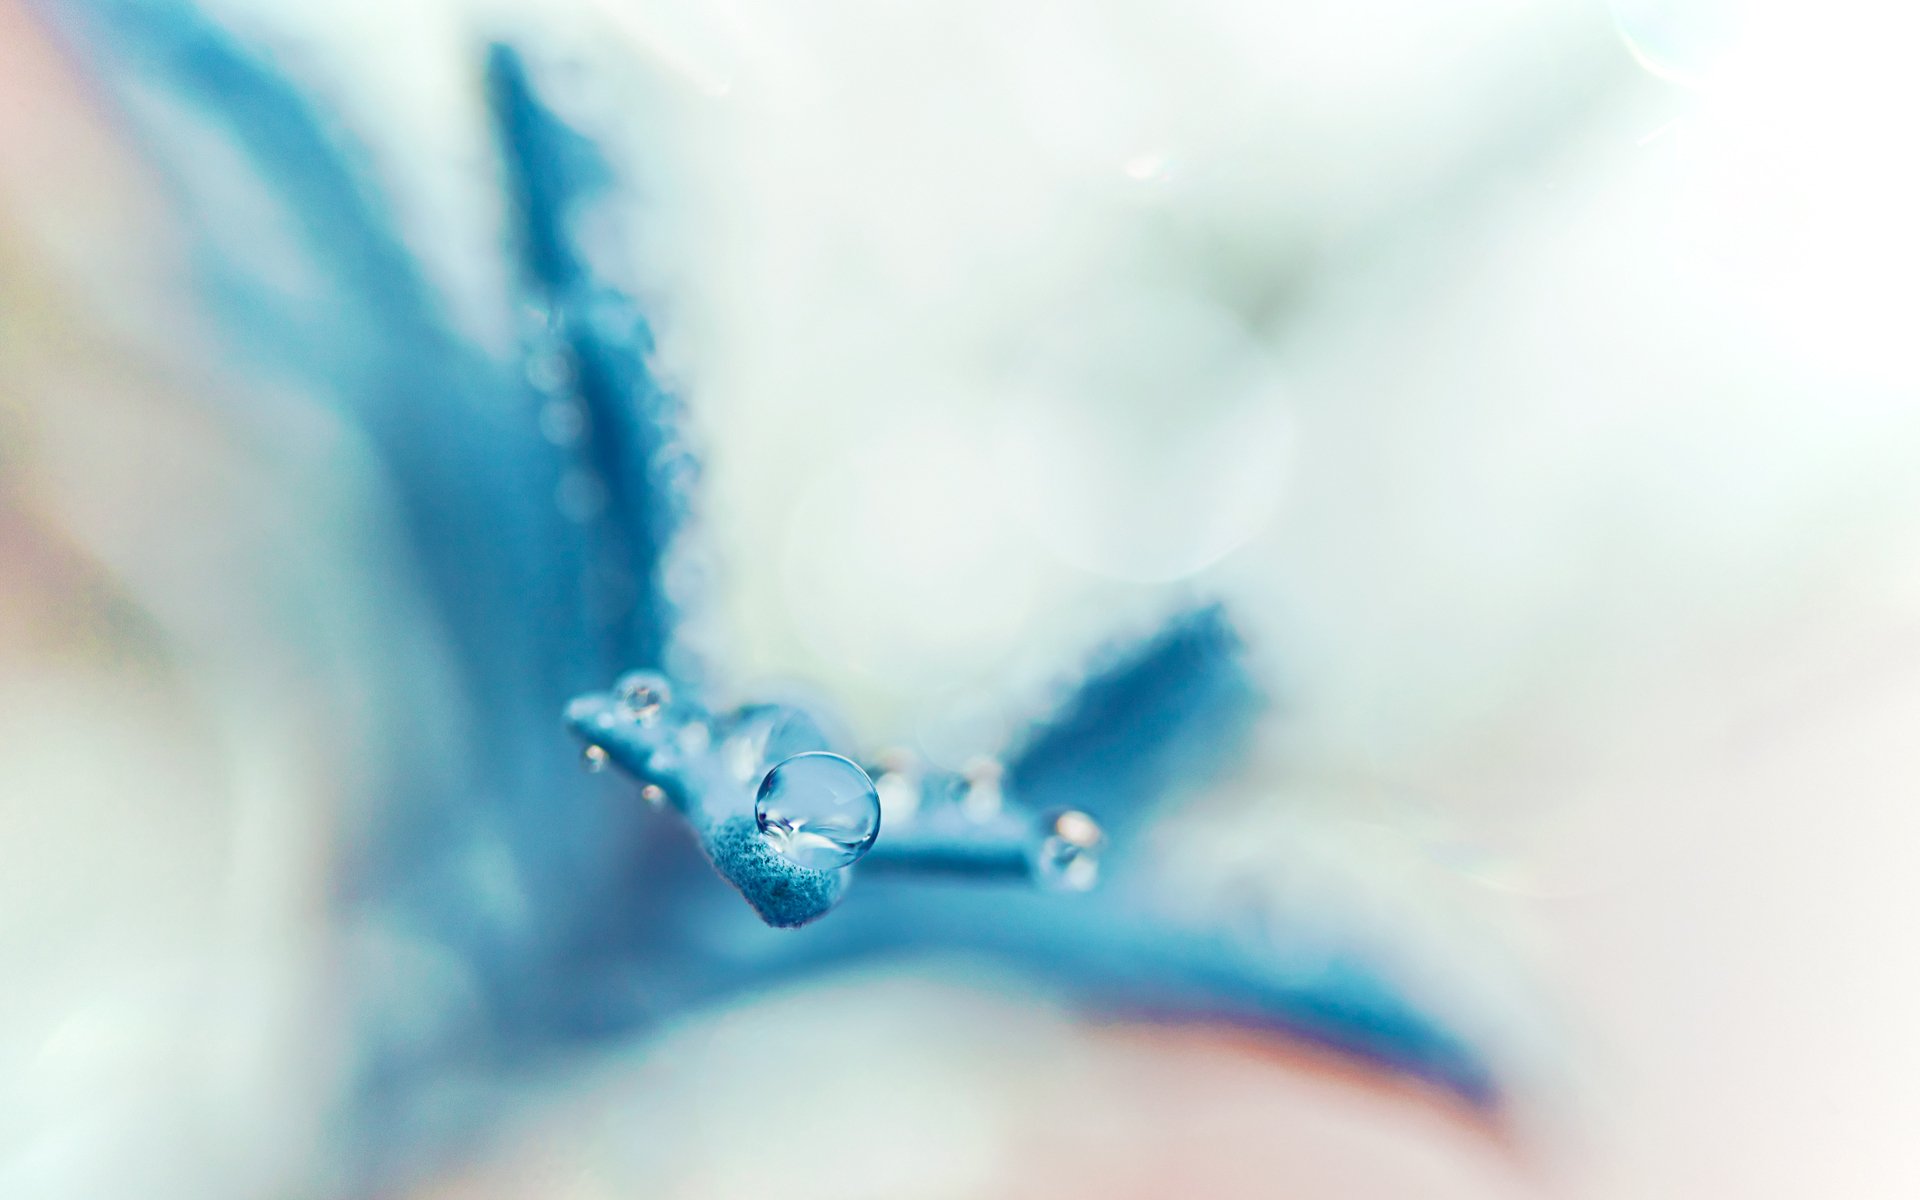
[615,672,670,724]
[582,744,610,772]
[755,752,881,871]
[1034,810,1104,892]
[639,784,667,808]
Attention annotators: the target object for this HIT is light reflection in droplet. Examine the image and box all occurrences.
[755,751,882,871]
[615,671,670,724]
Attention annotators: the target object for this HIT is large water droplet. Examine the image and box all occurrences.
[1034,810,1104,892]
[755,751,881,871]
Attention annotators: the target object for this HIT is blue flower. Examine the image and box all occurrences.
[48,0,1508,1174]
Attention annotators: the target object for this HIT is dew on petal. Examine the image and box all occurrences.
[754,752,881,871]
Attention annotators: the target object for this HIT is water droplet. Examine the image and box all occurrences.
[639,784,667,808]
[616,672,670,724]
[755,751,881,871]
[1034,810,1104,892]
[582,744,610,772]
